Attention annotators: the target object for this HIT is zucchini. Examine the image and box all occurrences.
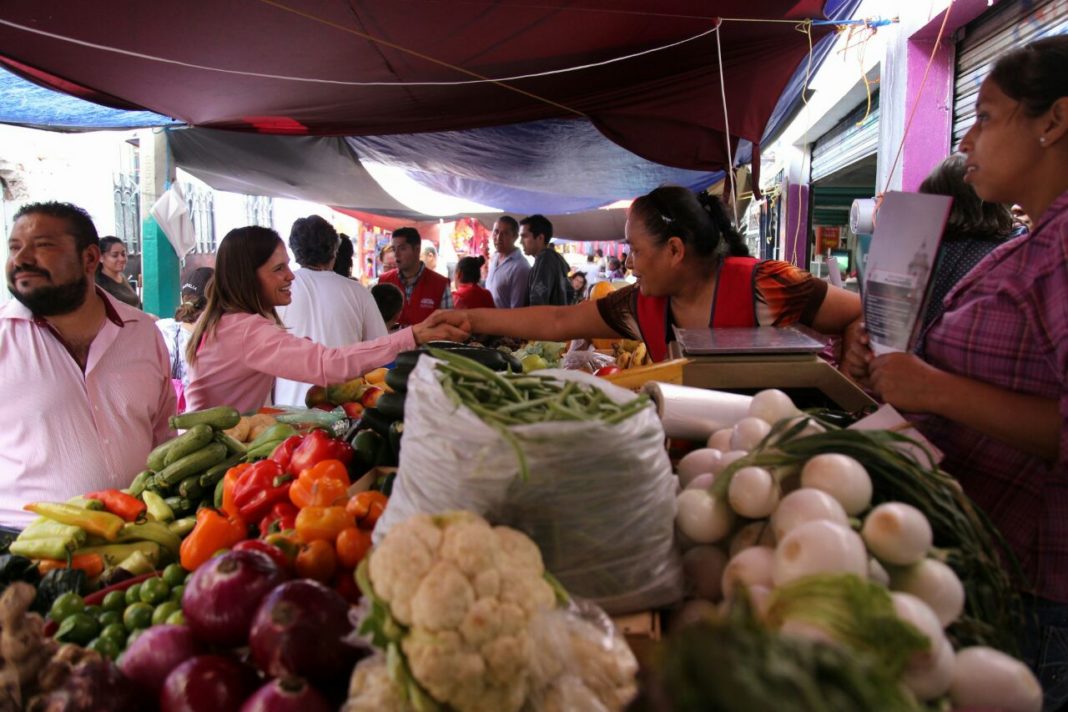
[178,474,204,500]
[128,470,154,497]
[352,429,386,471]
[376,392,406,421]
[162,424,215,467]
[215,432,248,456]
[157,442,228,487]
[385,367,409,393]
[387,420,405,462]
[200,453,244,489]
[213,478,226,508]
[358,407,396,438]
[169,405,241,432]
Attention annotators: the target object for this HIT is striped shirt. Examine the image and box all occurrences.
[0,289,176,527]
[916,189,1068,602]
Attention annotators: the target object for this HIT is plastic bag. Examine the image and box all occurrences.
[560,348,616,372]
[376,354,683,614]
[343,598,638,712]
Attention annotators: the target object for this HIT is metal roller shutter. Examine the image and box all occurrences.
[810,92,880,183]
[953,0,1068,146]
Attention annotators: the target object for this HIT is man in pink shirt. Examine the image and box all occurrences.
[0,202,175,529]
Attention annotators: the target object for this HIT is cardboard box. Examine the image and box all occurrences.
[612,610,661,667]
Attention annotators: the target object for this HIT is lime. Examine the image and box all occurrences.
[125,628,145,648]
[123,602,153,632]
[161,563,187,588]
[84,604,102,619]
[151,601,180,626]
[101,590,127,613]
[164,609,185,625]
[139,577,170,605]
[55,613,99,646]
[48,592,85,623]
[124,583,143,606]
[87,636,121,660]
[99,622,127,646]
[98,610,123,628]
[170,584,186,604]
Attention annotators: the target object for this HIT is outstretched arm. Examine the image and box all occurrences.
[462,299,621,342]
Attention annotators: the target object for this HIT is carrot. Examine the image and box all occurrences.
[37,553,105,578]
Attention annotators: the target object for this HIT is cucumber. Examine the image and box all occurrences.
[385,368,409,393]
[387,420,405,462]
[164,495,184,512]
[178,474,204,500]
[376,391,406,420]
[162,424,214,467]
[157,442,228,487]
[169,406,241,432]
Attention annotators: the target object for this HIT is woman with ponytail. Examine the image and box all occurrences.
[457,186,860,360]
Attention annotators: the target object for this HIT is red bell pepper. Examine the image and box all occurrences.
[270,435,304,473]
[85,489,146,522]
[233,539,291,574]
[287,429,354,475]
[258,501,299,537]
[232,459,294,525]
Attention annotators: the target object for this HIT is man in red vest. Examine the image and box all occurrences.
[377,227,452,327]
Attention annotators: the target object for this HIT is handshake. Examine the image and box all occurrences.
[411,310,473,345]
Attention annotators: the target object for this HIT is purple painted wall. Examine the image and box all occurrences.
[899,1,997,191]
[783,182,810,267]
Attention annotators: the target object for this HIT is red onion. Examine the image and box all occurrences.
[248,579,366,684]
[239,678,334,712]
[161,655,259,712]
[118,624,200,696]
[183,549,287,647]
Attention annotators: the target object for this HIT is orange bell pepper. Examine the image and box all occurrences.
[179,508,247,571]
[346,491,389,530]
[295,539,337,582]
[335,526,373,569]
[221,463,252,521]
[289,459,350,509]
[294,505,350,543]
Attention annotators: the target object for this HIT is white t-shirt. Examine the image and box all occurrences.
[274,269,389,407]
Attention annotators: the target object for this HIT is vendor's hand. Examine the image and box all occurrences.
[412,310,471,345]
[869,352,944,414]
[840,319,874,388]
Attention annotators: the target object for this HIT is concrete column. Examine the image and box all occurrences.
[139,130,179,317]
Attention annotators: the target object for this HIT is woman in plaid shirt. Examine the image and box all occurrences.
[848,35,1068,707]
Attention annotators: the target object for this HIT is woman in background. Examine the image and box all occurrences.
[184,226,468,413]
[95,236,141,308]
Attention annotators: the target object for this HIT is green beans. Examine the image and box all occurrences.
[431,350,650,481]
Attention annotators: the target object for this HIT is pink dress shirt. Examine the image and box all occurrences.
[184,312,416,414]
[0,290,176,528]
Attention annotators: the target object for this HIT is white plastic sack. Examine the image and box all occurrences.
[149,182,197,257]
[375,355,683,614]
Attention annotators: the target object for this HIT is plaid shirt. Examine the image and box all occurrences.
[917,189,1068,602]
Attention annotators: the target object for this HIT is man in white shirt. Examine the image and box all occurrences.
[484,216,531,308]
[275,215,389,407]
[1,202,175,528]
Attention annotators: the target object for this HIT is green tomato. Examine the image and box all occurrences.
[86,636,121,660]
[99,622,127,646]
[55,613,99,646]
[48,592,85,623]
[124,583,143,606]
[170,584,186,604]
[151,601,180,626]
[101,590,127,613]
[139,577,170,605]
[98,610,123,628]
[161,563,188,588]
[123,602,153,632]
[164,609,185,625]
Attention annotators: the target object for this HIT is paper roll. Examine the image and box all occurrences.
[850,198,877,235]
[641,382,752,441]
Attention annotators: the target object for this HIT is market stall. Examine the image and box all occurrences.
[0,341,1039,712]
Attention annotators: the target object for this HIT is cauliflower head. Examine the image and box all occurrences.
[363,511,557,712]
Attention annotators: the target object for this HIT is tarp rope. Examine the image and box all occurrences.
[713,21,740,227]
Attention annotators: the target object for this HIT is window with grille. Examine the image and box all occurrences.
[182,181,217,254]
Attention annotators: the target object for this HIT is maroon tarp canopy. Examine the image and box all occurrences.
[0,1,831,172]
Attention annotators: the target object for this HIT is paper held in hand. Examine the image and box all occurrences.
[862,191,953,355]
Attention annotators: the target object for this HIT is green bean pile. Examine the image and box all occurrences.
[428,348,651,479]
